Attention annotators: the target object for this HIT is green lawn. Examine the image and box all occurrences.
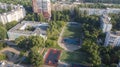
[60,51,88,64]
[0,9,6,13]
[63,25,81,38]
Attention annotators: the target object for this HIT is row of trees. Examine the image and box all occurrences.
[24,13,46,22]
[109,13,120,31]
[99,46,120,66]
[51,10,70,21]
[15,36,44,67]
[81,40,101,66]
[77,11,102,66]
[15,36,44,50]
[0,21,18,40]
[29,46,43,67]
[0,23,7,40]
[46,21,66,48]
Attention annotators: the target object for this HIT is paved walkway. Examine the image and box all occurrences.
[58,26,67,50]
[0,47,20,63]
[0,47,20,55]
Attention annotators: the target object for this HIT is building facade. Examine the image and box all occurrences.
[0,4,26,24]
[118,62,120,67]
[100,14,112,33]
[7,21,48,40]
[32,0,51,19]
[79,8,120,15]
[104,31,120,46]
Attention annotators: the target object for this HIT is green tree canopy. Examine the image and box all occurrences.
[5,21,18,30]
[15,36,44,50]
[0,26,7,40]
[29,46,43,67]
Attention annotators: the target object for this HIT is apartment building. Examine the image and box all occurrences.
[118,62,120,67]
[32,0,51,19]
[79,8,120,15]
[7,21,49,40]
[0,4,26,24]
[104,31,120,46]
[100,14,112,33]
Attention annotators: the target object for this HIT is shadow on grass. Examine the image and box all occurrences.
[60,51,88,64]
[63,24,81,38]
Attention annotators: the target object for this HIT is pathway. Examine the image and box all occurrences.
[0,47,20,55]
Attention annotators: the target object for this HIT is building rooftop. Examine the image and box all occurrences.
[101,14,111,24]
[8,21,49,37]
[111,31,120,36]
[110,31,120,36]
[0,2,24,15]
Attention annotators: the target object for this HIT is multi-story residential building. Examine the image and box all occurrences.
[79,8,120,15]
[7,21,49,40]
[0,4,26,24]
[104,31,120,46]
[51,2,77,11]
[118,62,120,67]
[100,14,112,33]
[32,0,51,19]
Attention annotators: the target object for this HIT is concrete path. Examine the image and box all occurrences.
[0,47,20,55]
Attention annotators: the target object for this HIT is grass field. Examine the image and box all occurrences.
[63,24,81,38]
[60,51,88,64]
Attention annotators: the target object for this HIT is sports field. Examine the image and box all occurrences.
[63,23,81,38]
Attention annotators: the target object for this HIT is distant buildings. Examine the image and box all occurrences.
[32,0,51,19]
[51,2,77,11]
[7,21,49,40]
[100,14,112,33]
[104,31,120,46]
[0,3,26,24]
[79,8,120,15]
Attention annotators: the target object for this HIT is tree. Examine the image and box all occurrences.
[0,54,7,61]
[29,36,45,48]
[81,40,101,66]
[15,36,26,45]
[51,10,70,21]
[38,13,45,22]
[45,39,56,48]
[0,42,6,50]
[5,21,17,30]
[99,46,120,66]
[16,36,45,50]
[29,46,43,67]
[0,26,7,40]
